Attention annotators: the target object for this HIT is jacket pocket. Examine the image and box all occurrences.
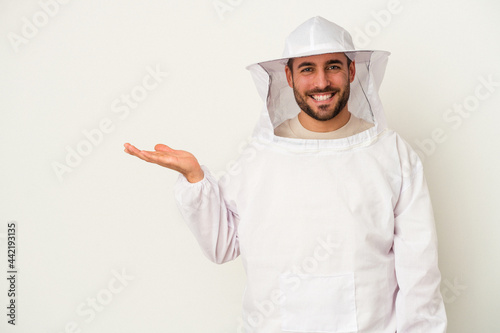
[279,272,358,332]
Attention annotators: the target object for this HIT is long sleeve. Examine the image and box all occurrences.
[174,165,240,264]
[393,152,447,332]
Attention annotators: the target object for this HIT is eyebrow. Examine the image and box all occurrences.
[325,59,344,66]
[297,61,315,69]
[296,59,344,69]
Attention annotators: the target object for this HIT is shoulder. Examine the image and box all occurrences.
[274,118,297,138]
[385,130,424,188]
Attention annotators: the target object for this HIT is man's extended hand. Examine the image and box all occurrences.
[123,143,204,183]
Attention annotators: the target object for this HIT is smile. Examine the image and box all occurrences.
[310,93,335,101]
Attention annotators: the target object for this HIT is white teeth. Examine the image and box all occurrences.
[311,93,333,101]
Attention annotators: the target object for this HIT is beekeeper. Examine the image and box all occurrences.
[124,16,447,333]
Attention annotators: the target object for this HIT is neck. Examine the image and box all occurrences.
[298,108,351,132]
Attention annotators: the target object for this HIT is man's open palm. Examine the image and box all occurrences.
[124,143,204,183]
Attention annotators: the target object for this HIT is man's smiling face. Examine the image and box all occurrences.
[285,52,356,122]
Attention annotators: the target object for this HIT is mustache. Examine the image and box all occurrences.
[306,87,340,94]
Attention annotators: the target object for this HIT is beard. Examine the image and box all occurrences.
[292,81,350,122]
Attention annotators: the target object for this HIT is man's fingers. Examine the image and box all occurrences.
[138,150,156,162]
[124,143,152,162]
[154,144,174,153]
[124,143,151,160]
[130,151,150,163]
[124,143,180,170]
[140,151,173,164]
[124,143,141,155]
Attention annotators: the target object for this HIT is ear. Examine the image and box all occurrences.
[285,65,293,88]
[349,61,356,83]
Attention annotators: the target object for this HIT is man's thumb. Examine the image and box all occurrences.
[154,144,174,152]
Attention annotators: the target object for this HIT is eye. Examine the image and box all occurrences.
[300,67,313,73]
[328,65,341,70]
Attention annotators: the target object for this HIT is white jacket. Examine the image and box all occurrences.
[174,17,447,333]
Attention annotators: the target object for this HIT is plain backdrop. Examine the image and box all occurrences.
[1,0,499,332]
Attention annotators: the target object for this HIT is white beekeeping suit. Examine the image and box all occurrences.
[174,16,447,333]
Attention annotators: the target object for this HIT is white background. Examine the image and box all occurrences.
[1,0,499,332]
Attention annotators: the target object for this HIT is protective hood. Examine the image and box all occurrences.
[247,16,391,146]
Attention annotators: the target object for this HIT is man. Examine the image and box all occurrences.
[125,16,447,333]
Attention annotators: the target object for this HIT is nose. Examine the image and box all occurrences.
[313,69,330,89]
